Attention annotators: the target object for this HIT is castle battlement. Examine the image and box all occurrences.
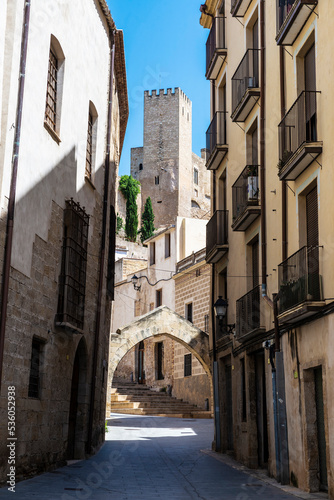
[144,87,190,103]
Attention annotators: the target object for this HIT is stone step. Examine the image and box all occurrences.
[109,408,213,419]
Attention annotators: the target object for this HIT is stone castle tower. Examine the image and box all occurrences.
[131,88,211,228]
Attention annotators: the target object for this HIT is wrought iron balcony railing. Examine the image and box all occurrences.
[278,91,322,180]
[278,246,322,314]
[236,285,263,341]
[206,17,227,80]
[276,0,318,46]
[232,165,260,231]
[231,49,260,122]
[205,111,228,170]
[206,210,228,263]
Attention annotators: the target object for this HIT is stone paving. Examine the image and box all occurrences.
[0,414,328,500]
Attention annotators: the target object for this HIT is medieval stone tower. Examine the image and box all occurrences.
[131,88,211,228]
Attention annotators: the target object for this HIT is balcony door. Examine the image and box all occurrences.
[306,186,319,299]
[305,43,317,141]
[252,19,259,86]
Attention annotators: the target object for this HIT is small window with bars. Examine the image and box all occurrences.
[56,199,89,330]
[184,353,192,377]
[28,338,43,399]
[204,314,209,333]
[86,112,93,179]
[45,48,58,131]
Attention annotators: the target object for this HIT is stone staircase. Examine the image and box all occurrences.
[107,380,212,419]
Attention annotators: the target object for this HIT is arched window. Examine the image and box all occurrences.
[44,35,65,140]
[191,200,201,209]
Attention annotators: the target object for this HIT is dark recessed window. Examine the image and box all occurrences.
[156,289,162,307]
[56,199,89,330]
[155,176,159,185]
[184,354,192,377]
[186,303,193,323]
[28,339,43,399]
[165,233,171,258]
[139,163,143,171]
[150,242,156,265]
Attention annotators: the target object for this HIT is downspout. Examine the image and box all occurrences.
[260,0,267,299]
[211,79,221,451]
[280,46,287,262]
[0,1,31,387]
[87,29,115,453]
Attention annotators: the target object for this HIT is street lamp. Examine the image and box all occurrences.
[213,296,235,334]
[131,275,141,291]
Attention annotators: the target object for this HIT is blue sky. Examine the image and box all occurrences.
[108,0,210,175]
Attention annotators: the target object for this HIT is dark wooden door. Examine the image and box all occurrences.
[67,353,80,458]
[255,352,269,467]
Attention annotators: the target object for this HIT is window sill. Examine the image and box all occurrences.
[55,321,84,335]
[44,121,61,144]
[85,174,96,190]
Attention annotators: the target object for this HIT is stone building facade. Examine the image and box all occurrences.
[110,218,211,409]
[0,0,128,482]
[201,0,333,497]
[130,88,211,227]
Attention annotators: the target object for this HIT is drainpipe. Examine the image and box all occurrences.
[87,29,115,453]
[280,46,287,262]
[0,1,31,387]
[210,79,221,451]
[260,0,266,301]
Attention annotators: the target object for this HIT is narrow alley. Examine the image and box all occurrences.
[0,415,326,500]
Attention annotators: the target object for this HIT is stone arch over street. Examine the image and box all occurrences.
[108,306,211,404]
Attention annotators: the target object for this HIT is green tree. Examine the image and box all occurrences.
[119,175,140,242]
[140,197,155,244]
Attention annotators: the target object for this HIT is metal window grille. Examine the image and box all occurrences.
[204,314,209,333]
[28,339,42,398]
[86,112,93,179]
[184,354,192,377]
[56,199,89,330]
[45,48,58,130]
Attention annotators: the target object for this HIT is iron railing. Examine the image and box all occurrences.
[278,90,320,171]
[206,17,226,75]
[276,0,295,31]
[236,285,261,339]
[278,245,322,313]
[232,165,260,222]
[206,210,228,258]
[231,49,260,116]
[206,111,227,157]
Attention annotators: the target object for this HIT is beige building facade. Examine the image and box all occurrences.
[0,0,128,482]
[201,0,333,497]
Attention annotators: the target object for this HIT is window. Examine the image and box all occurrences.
[149,302,154,311]
[196,268,201,277]
[28,338,43,398]
[155,176,159,185]
[56,199,89,330]
[191,200,200,209]
[194,189,198,197]
[204,314,209,333]
[194,168,199,185]
[186,303,193,323]
[135,300,141,317]
[44,36,65,139]
[45,47,58,131]
[184,354,192,377]
[150,242,156,265]
[85,103,98,181]
[156,289,162,307]
[139,163,143,170]
[165,233,171,258]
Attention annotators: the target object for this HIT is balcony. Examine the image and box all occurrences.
[231,49,260,122]
[231,0,253,17]
[236,286,265,342]
[206,210,228,264]
[278,91,322,181]
[278,246,324,323]
[206,17,227,80]
[206,112,228,170]
[276,0,318,46]
[232,165,261,231]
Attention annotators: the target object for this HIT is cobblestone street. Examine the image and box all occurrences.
[0,414,327,500]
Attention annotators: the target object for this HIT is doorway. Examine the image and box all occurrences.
[255,351,269,467]
[138,341,145,384]
[67,339,88,459]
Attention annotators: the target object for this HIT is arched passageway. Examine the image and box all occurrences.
[108,306,212,406]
